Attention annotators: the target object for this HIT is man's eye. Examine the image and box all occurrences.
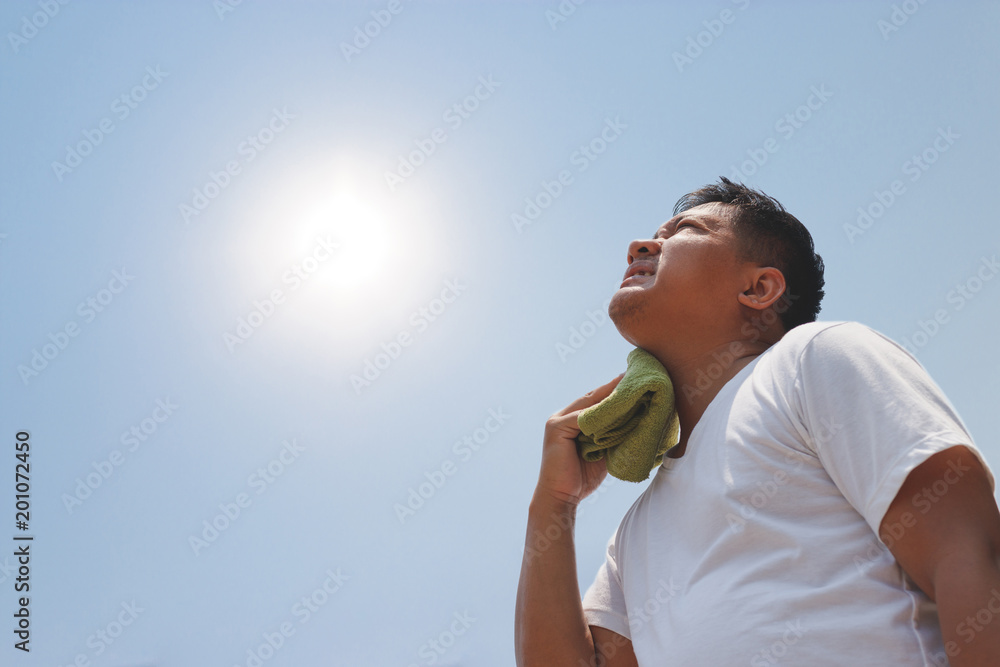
[655,222,695,239]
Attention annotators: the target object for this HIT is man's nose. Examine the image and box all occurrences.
[627,238,660,264]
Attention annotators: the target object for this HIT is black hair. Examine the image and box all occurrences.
[673,176,825,331]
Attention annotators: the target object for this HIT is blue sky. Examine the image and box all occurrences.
[1,1,999,665]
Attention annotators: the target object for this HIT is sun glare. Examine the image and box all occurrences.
[229,155,447,354]
[295,190,393,290]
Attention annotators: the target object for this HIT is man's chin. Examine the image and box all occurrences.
[608,290,643,343]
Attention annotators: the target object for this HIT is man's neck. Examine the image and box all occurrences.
[654,338,773,458]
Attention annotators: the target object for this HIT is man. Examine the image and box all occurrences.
[514,178,1000,666]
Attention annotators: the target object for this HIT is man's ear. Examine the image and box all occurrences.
[737,267,786,311]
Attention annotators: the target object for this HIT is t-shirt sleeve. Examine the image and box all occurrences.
[581,530,631,639]
[792,322,996,539]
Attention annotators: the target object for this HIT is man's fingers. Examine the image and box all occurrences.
[545,411,584,435]
[553,372,625,418]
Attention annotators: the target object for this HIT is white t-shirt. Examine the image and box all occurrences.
[582,321,996,666]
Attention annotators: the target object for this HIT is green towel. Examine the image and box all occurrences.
[576,348,680,483]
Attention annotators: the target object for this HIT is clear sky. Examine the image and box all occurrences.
[1,1,999,665]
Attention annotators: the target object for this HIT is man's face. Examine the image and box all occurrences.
[608,202,752,348]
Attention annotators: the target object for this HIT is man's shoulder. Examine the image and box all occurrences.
[777,319,874,345]
[771,320,903,359]
[763,320,921,388]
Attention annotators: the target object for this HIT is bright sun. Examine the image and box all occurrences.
[294,190,394,290]
[228,155,446,354]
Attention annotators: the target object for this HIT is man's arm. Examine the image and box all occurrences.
[879,444,1000,667]
[515,374,638,667]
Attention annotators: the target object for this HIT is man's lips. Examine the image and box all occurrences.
[620,274,653,288]
[621,261,657,286]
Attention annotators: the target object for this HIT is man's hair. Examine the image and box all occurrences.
[672,176,825,331]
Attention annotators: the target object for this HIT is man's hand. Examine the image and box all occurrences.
[534,372,625,508]
[516,372,637,667]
